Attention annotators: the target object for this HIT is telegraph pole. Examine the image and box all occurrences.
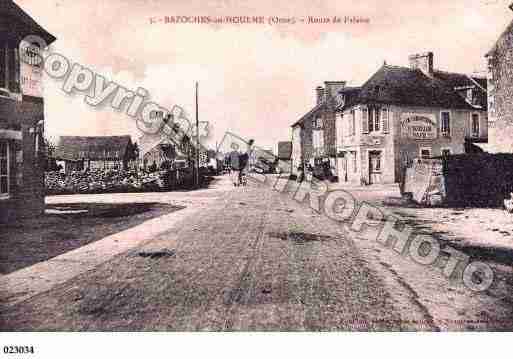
[195,82,200,188]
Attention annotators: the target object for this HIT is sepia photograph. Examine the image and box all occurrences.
[1,0,513,356]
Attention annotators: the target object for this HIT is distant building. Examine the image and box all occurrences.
[138,116,209,171]
[54,136,137,173]
[0,0,56,222]
[142,140,177,170]
[485,4,513,153]
[277,141,292,172]
[291,81,346,177]
[292,52,488,184]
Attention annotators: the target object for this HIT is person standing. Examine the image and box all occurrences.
[228,143,241,186]
[238,139,254,186]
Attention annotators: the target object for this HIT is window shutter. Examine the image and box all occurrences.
[361,107,369,133]
[382,108,389,133]
[13,48,19,93]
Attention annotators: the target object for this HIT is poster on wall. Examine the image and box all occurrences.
[19,40,43,98]
[400,114,437,140]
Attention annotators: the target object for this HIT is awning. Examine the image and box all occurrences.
[0,129,22,140]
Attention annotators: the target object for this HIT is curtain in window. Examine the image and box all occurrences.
[382,108,389,133]
[361,107,369,133]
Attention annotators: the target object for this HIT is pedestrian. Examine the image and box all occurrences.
[306,163,313,182]
[297,163,304,182]
[238,139,254,186]
[228,142,241,186]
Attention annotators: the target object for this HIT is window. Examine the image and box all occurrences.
[350,110,356,136]
[313,117,323,129]
[382,108,389,133]
[420,147,431,159]
[366,106,382,133]
[441,111,451,136]
[441,148,451,157]
[362,107,369,133]
[472,113,480,137]
[313,129,324,154]
[368,107,374,132]
[336,113,344,146]
[0,43,21,93]
[0,141,9,198]
[374,107,380,131]
[352,151,357,173]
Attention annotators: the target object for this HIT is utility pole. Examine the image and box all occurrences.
[195,82,200,188]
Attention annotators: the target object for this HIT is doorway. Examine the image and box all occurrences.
[368,150,382,184]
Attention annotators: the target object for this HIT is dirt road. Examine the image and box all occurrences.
[1,177,406,330]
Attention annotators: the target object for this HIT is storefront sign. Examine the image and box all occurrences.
[19,41,43,98]
[401,115,437,140]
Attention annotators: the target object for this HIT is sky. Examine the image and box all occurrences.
[14,0,513,153]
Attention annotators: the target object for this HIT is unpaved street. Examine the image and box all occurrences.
[1,176,512,330]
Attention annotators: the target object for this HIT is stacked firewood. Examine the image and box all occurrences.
[45,169,166,194]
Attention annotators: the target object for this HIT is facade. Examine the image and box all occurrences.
[142,140,177,170]
[292,52,488,185]
[0,0,56,222]
[291,81,347,177]
[485,4,513,153]
[336,52,487,184]
[138,123,208,172]
[291,125,301,175]
[54,136,136,173]
[277,141,292,172]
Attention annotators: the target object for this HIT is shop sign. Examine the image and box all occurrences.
[401,115,437,140]
[19,40,43,98]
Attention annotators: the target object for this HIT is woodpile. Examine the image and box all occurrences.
[45,169,164,195]
[44,167,207,195]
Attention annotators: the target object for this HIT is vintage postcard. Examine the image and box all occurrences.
[1,0,513,356]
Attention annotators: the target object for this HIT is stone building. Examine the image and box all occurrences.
[291,52,488,184]
[291,81,347,176]
[54,135,137,173]
[0,0,56,222]
[277,140,292,172]
[485,4,513,153]
[335,52,487,184]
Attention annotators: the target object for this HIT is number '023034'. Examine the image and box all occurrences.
[3,346,35,354]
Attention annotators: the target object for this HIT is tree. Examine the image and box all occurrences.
[43,138,59,171]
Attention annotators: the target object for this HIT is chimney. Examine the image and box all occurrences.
[409,52,434,77]
[316,86,325,105]
[324,81,347,100]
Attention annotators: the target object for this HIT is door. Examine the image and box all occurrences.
[337,156,348,182]
[368,151,382,184]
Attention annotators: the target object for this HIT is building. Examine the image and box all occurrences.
[54,135,137,173]
[485,4,513,153]
[138,119,209,172]
[140,137,177,170]
[291,81,347,176]
[0,0,56,222]
[292,52,488,184]
[277,141,292,172]
[336,52,487,184]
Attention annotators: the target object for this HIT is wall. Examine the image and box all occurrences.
[336,104,484,184]
[0,97,45,222]
[291,126,302,175]
[488,21,513,153]
[392,105,474,181]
